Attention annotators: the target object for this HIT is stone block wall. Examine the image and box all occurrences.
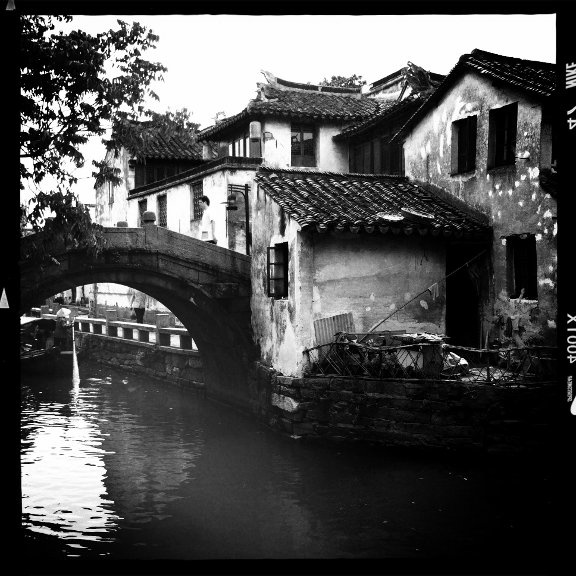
[263,372,559,452]
[75,333,205,393]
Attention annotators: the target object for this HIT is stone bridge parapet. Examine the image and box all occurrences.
[21,226,256,409]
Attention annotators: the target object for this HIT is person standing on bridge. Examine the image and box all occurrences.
[199,195,217,245]
[129,289,148,324]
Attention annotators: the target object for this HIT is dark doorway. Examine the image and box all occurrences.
[445,243,485,348]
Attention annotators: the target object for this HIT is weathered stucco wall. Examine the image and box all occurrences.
[312,233,446,334]
[95,149,132,227]
[250,187,448,377]
[126,168,254,254]
[250,181,315,377]
[403,71,557,345]
[261,119,348,172]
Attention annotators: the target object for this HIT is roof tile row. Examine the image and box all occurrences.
[255,168,489,236]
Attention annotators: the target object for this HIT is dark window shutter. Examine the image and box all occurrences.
[267,246,273,296]
[468,116,477,171]
[135,165,145,188]
[505,103,518,164]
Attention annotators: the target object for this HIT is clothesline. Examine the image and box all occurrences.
[358,249,488,342]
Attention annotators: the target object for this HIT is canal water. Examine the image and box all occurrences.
[21,360,560,562]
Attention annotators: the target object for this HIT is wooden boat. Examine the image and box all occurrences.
[20,316,73,374]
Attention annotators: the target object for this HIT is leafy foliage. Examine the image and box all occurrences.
[20,15,196,270]
[319,74,367,88]
[20,14,169,260]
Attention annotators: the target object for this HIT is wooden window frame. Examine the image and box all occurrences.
[291,124,316,168]
[267,242,289,299]
[451,115,477,174]
[191,181,204,221]
[488,103,518,169]
[157,194,167,228]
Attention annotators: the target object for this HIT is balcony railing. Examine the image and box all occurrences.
[303,333,557,385]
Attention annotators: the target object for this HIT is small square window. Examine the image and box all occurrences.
[291,125,316,167]
[488,103,518,169]
[506,234,537,300]
[267,242,289,298]
[451,116,477,174]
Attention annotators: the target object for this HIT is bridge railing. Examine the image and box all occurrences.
[34,309,197,351]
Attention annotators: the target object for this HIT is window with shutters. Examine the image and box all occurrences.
[488,103,518,169]
[451,115,477,174]
[191,181,203,221]
[506,234,537,300]
[157,194,167,228]
[138,199,147,225]
[267,242,289,299]
[291,125,316,167]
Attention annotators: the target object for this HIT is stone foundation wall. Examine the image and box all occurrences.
[74,334,559,452]
[261,369,559,452]
[75,333,205,393]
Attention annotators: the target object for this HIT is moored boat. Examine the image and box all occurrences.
[20,316,73,374]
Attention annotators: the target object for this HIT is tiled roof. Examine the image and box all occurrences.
[464,49,556,98]
[198,78,380,140]
[393,49,557,142]
[255,168,490,236]
[334,95,425,140]
[248,84,378,120]
[140,132,203,160]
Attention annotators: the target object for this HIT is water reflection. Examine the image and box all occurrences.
[21,377,120,554]
[21,362,558,561]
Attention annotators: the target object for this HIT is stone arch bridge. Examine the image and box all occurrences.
[20,226,258,409]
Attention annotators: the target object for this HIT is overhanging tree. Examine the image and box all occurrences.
[20,15,187,259]
[319,74,367,88]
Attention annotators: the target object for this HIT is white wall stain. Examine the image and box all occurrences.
[419,300,429,309]
[521,174,527,181]
[543,210,552,218]
[518,201,524,207]
[528,167,540,179]
[514,181,520,188]
[553,222,557,236]
[404,292,412,302]
[536,233,542,241]
[508,189,513,196]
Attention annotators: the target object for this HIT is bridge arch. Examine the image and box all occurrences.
[20,227,258,409]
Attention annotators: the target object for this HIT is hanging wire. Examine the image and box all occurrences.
[358,249,488,342]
